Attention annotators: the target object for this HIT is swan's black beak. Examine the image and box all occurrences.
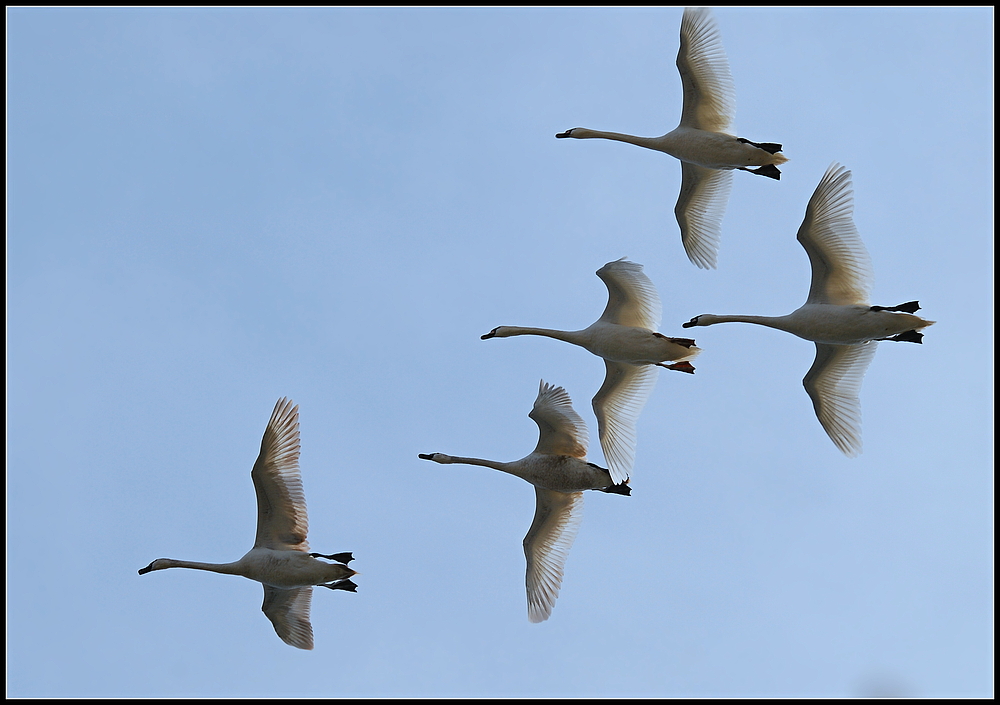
[138,562,155,575]
[418,453,435,460]
[682,316,700,329]
[555,129,574,138]
[481,328,497,340]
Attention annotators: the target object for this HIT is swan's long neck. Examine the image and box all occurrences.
[433,454,511,473]
[570,128,662,150]
[153,558,244,575]
[493,326,586,345]
[697,314,795,333]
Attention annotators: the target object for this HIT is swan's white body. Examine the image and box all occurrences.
[139,398,356,650]
[557,7,787,269]
[682,164,934,456]
[483,258,700,484]
[420,381,629,623]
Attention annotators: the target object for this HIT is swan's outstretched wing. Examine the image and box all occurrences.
[530,381,588,459]
[797,163,874,306]
[675,162,734,270]
[596,258,662,330]
[252,397,310,551]
[677,6,736,133]
[261,585,314,650]
[803,342,878,457]
[593,360,659,485]
[524,488,584,624]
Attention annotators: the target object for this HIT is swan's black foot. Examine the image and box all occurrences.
[745,164,781,180]
[736,137,783,154]
[598,480,632,496]
[657,360,695,374]
[322,579,358,593]
[881,330,924,344]
[310,551,354,564]
[871,301,921,313]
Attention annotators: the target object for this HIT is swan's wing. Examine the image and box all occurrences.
[593,360,659,485]
[675,162,733,270]
[530,381,588,459]
[524,488,584,624]
[797,163,874,306]
[252,397,310,551]
[676,6,736,133]
[802,342,878,457]
[596,258,662,330]
[261,585,314,650]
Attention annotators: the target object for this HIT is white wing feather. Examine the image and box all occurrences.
[676,162,734,270]
[803,342,879,457]
[677,6,736,133]
[593,361,659,485]
[524,488,584,624]
[596,258,663,330]
[797,163,875,306]
[252,397,310,551]
[530,381,589,459]
[261,586,314,650]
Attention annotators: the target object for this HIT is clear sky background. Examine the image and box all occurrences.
[7,7,993,698]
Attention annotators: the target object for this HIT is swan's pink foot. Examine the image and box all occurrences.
[658,360,695,373]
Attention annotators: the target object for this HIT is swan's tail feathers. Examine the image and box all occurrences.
[882,330,924,344]
[747,164,782,180]
[658,360,696,374]
[871,301,921,313]
[310,552,354,565]
[598,480,632,496]
[323,578,358,592]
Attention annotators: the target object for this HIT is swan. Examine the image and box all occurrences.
[556,7,787,269]
[138,397,357,650]
[419,380,630,623]
[482,258,700,485]
[681,163,934,456]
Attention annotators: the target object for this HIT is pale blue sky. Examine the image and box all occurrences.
[7,7,993,698]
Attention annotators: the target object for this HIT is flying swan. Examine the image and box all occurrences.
[681,163,934,456]
[139,397,357,650]
[419,380,630,623]
[556,7,787,269]
[482,258,699,485]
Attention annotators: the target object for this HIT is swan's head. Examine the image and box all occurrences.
[138,559,170,575]
[418,453,452,464]
[556,128,582,139]
[682,315,708,329]
[481,326,515,340]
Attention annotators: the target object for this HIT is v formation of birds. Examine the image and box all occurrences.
[139,7,933,648]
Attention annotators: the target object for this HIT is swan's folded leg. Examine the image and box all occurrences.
[321,579,358,592]
[309,551,354,564]
[870,301,920,313]
[656,360,695,373]
[736,137,784,154]
[596,481,632,496]
[742,164,781,180]
[880,330,924,344]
